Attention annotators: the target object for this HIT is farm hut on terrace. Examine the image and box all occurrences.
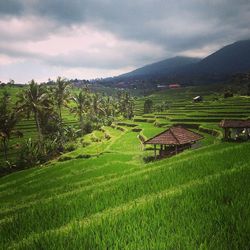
[193,96,203,102]
[144,126,203,159]
[219,119,250,140]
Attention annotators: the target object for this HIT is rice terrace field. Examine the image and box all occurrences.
[0,84,250,249]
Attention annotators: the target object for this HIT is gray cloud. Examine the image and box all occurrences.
[0,42,160,69]
[0,0,23,16]
[1,0,250,53]
[1,0,250,82]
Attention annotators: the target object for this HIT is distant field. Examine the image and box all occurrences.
[0,85,250,249]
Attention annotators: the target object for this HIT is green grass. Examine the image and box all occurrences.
[1,140,249,249]
[0,84,250,249]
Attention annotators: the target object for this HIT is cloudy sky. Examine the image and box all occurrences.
[0,0,250,83]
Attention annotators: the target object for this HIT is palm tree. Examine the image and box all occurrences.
[103,96,113,117]
[17,80,52,143]
[143,99,153,114]
[0,91,21,160]
[119,91,134,119]
[71,89,90,135]
[91,93,105,117]
[54,77,71,121]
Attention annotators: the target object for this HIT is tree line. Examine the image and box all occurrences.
[0,77,134,173]
[143,99,169,114]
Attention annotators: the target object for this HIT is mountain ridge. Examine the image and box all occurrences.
[108,39,250,86]
[119,56,201,78]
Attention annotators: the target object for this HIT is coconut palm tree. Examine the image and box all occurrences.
[54,77,71,121]
[119,91,134,119]
[91,93,105,117]
[17,80,52,143]
[71,89,90,135]
[0,91,21,160]
[143,98,153,114]
[103,96,114,117]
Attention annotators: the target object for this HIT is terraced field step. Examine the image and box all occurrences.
[8,164,248,250]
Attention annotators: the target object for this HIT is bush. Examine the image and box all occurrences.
[18,139,41,168]
[17,138,60,168]
[81,140,91,147]
[64,143,77,152]
[91,135,101,142]
[84,120,94,134]
[104,133,111,140]
[224,91,234,98]
[0,161,17,176]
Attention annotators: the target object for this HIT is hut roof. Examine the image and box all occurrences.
[193,96,202,100]
[144,126,203,145]
[219,119,250,128]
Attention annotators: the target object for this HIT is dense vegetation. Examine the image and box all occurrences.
[0,79,134,174]
[0,82,250,249]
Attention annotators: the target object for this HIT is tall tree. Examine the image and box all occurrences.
[91,93,105,117]
[17,80,52,143]
[143,99,153,114]
[118,91,134,119]
[103,96,114,117]
[54,77,71,121]
[0,91,21,160]
[72,89,90,135]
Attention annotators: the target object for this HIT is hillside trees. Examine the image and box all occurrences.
[54,77,71,121]
[0,79,136,173]
[71,89,135,133]
[0,91,21,160]
[224,89,234,98]
[71,89,91,136]
[17,80,53,144]
[117,91,134,119]
[102,96,116,124]
[92,93,105,117]
[144,99,153,113]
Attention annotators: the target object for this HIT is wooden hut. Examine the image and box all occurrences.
[144,126,203,159]
[193,96,203,102]
[219,119,250,140]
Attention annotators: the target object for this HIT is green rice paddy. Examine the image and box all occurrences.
[0,85,250,249]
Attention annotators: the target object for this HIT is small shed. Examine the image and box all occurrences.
[144,126,203,159]
[219,119,250,140]
[193,96,203,102]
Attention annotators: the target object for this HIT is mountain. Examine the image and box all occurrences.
[195,40,250,74]
[109,40,250,86]
[119,56,201,79]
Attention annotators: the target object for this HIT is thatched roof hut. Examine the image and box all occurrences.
[144,126,203,159]
[219,119,250,140]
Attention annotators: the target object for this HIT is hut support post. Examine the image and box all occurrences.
[154,145,157,160]
[224,128,230,140]
[175,145,178,155]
